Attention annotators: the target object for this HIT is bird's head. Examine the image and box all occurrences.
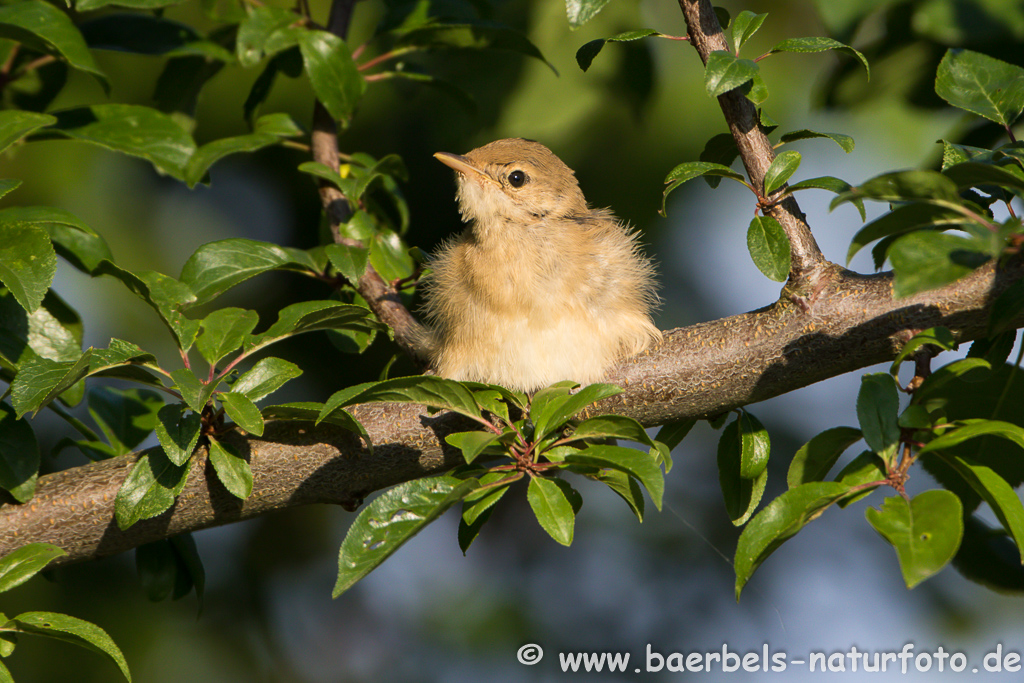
[434,138,589,233]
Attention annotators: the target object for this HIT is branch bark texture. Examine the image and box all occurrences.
[2,0,1021,568]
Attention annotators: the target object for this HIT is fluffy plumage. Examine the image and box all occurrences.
[421,138,661,392]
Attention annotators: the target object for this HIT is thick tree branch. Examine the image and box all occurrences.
[3,259,1021,566]
[679,0,826,283]
[310,0,429,363]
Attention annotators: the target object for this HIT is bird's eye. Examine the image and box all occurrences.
[508,170,527,188]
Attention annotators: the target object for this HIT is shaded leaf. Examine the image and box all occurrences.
[787,426,862,488]
[574,28,660,72]
[87,386,162,455]
[846,203,966,266]
[856,373,900,464]
[734,482,851,599]
[154,403,200,466]
[320,375,481,423]
[7,611,130,681]
[0,0,108,89]
[179,238,319,307]
[889,327,956,374]
[246,300,383,355]
[889,231,988,299]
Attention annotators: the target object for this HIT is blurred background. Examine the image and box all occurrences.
[3,0,1024,679]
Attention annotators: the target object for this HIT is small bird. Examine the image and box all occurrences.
[421,138,661,393]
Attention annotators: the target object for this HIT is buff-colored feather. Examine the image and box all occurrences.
[421,138,661,393]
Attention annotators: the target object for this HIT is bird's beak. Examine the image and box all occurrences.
[434,152,499,187]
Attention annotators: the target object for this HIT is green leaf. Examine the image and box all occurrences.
[889,231,988,299]
[856,373,900,464]
[746,215,791,282]
[445,431,502,464]
[935,48,1024,126]
[88,386,163,455]
[734,481,851,599]
[565,0,610,29]
[114,449,189,529]
[574,28,660,72]
[184,131,281,188]
[78,13,206,55]
[918,419,1024,455]
[368,229,414,283]
[236,6,298,67]
[0,0,108,89]
[196,308,259,366]
[0,205,110,276]
[777,129,854,153]
[47,105,196,181]
[943,161,1024,195]
[0,400,39,503]
[846,203,966,266]
[77,0,187,10]
[135,540,178,602]
[0,179,20,200]
[915,357,992,403]
[990,279,1024,334]
[788,176,863,219]
[787,426,862,488]
[297,29,365,125]
[0,221,56,313]
[768,36,869,77]
[0,110,56,155]
[231,356,302,402]
[246,300,382,355]
[0,543,65,593]
[530,382,622,441]
[395,23,556,74]
[0,289,82,379]
[564,444,663,510]
[661,160,747,214]
[655,418,696,452]
[527,476,576,546]
[179,238,318,307]
[333,475,478,597]
[730,10,767,53]
[219,391,264,436]
[7,611,131,681]
[169,368,216,414]
[717,418,769,525]
[932,452,1024,563]
[591,468,644,521]
[865,490,963,589]
[321,375,481,423]
[325,243,369,284]
[91,262,199,349]
[570,414,658,450]
[11,341,159,417]
[154,403,200,466]
[833,451,886,507]
[207,438,252,499]
[889,327,956,374]
[831,170,960,209]
[763,150,801,194]
[704,50,759,98]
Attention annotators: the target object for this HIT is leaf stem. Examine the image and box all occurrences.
[45,401,101,442]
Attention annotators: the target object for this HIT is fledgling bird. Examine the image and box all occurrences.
[421,138,662,393]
